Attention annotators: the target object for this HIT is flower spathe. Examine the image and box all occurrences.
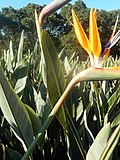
[72,9,120,67]
[39,0,71,26]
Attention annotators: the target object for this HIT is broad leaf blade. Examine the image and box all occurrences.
[100,124,120,160]
[17,30,24,66]
[11,65,28,94]
[0,68,34,151]
[108,86,120,112]
[111,114,120,127]
[25,104,42,136]
[6,148,22,160]
[86,123,111,160]
[40,30,66,129]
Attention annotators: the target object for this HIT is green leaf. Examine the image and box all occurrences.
[84,110,94,141]
[40,30,66,129]
[0,68,34,151]
[64,56,71,75]
[65,59,78,84]
[104,113,109,126]
[11,65,28,94]
[32,87,51,123]
[17,30,24,66]
[76,100,83,121]
[66,108,86,160]
[100,87,109,116]
[111,114,120,127]
[108,86,120,112]
[86,123,111,160]
[6,148,22,160]
[0,143,6,160]
[25,104,42,136]
[5,41,14,72]
[100,124,120,160]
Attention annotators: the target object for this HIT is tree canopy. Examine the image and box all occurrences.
[0,0,120,59]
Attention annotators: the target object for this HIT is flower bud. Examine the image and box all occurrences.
[39,0,71,25]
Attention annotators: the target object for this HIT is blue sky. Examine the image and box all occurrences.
[0,0,120,11]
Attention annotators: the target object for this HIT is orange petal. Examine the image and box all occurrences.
[102,49,110,60]
[89,9,102,60]
[72,9,92,55]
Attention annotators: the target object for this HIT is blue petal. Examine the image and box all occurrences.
[104,30,120,49]
[100,30,120,59]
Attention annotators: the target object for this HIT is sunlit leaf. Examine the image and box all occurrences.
[17,30,24,67]
[86,123,111,160]
[40,30,66,129]
[111,114,120,127]
[100,124,120,160]
[11,65,28,94]
[0,68,34,151]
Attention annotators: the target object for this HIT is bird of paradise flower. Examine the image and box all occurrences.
[72,9,120,68]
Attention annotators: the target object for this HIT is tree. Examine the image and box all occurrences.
[0,1,119,58]
[0,4,43,51]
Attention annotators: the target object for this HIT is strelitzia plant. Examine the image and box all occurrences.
[22,2,120,160]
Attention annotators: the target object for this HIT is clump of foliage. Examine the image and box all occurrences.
[0,0,120,160]
[0,0,120,59]
[0,28,120,159]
